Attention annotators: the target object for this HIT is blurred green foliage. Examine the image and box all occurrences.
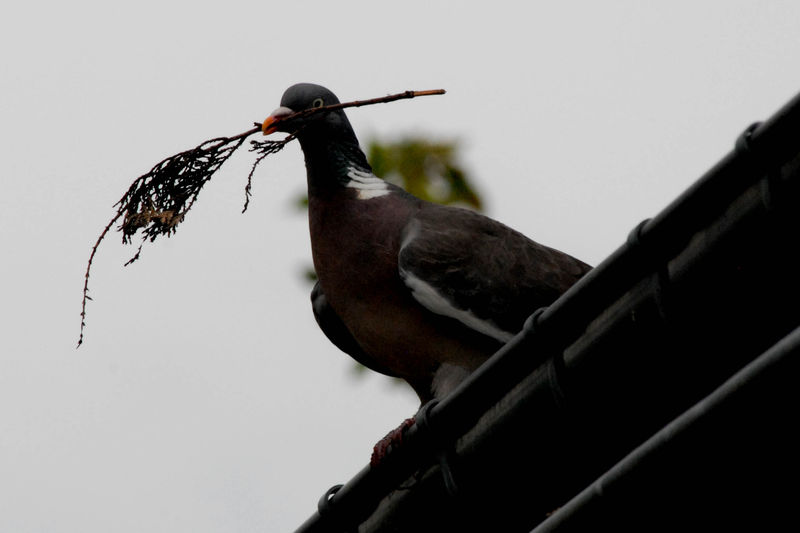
[367,138,483,210]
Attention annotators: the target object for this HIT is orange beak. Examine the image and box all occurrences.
[262,106,294,135]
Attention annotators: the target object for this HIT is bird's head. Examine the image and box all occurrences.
[262,83,371,177]
[262,83,350,138]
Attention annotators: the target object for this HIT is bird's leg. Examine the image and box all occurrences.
[369,398,441,467]
[370,416,416,467]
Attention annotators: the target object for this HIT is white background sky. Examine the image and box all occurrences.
[2,2,800,532]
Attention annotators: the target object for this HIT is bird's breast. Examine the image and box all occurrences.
[307,191,435,374]
[308,189,410,286]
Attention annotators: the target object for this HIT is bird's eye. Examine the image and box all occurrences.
[312,98,325,108]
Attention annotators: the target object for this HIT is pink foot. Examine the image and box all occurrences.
[370,417,416,467]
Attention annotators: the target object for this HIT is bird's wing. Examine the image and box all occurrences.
[310,281,400,377]
[398,205,591,343]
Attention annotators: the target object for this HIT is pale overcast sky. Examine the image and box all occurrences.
[2,2,800,532]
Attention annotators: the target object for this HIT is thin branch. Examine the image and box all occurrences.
[270,89,447,131]
[77,211,124,347]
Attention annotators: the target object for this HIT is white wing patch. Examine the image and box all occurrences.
[400,219,516,344]
[401,271,516,343]
[346,167,390,200]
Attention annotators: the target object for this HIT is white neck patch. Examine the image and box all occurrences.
[346,167,391,200]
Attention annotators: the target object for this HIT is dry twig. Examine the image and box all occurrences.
[78,88,445,346]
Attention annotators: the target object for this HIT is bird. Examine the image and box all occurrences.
[262,83,591,461]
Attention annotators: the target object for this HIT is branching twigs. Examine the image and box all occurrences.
[243,131,299,213]
[78,88,445,346]
[77,125,288,346]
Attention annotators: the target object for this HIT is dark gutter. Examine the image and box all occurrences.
[532,322,800,533]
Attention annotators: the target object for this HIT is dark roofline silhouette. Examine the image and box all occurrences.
[292,89,800,533]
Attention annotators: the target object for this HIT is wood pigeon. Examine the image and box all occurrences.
[262,83,590,436]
